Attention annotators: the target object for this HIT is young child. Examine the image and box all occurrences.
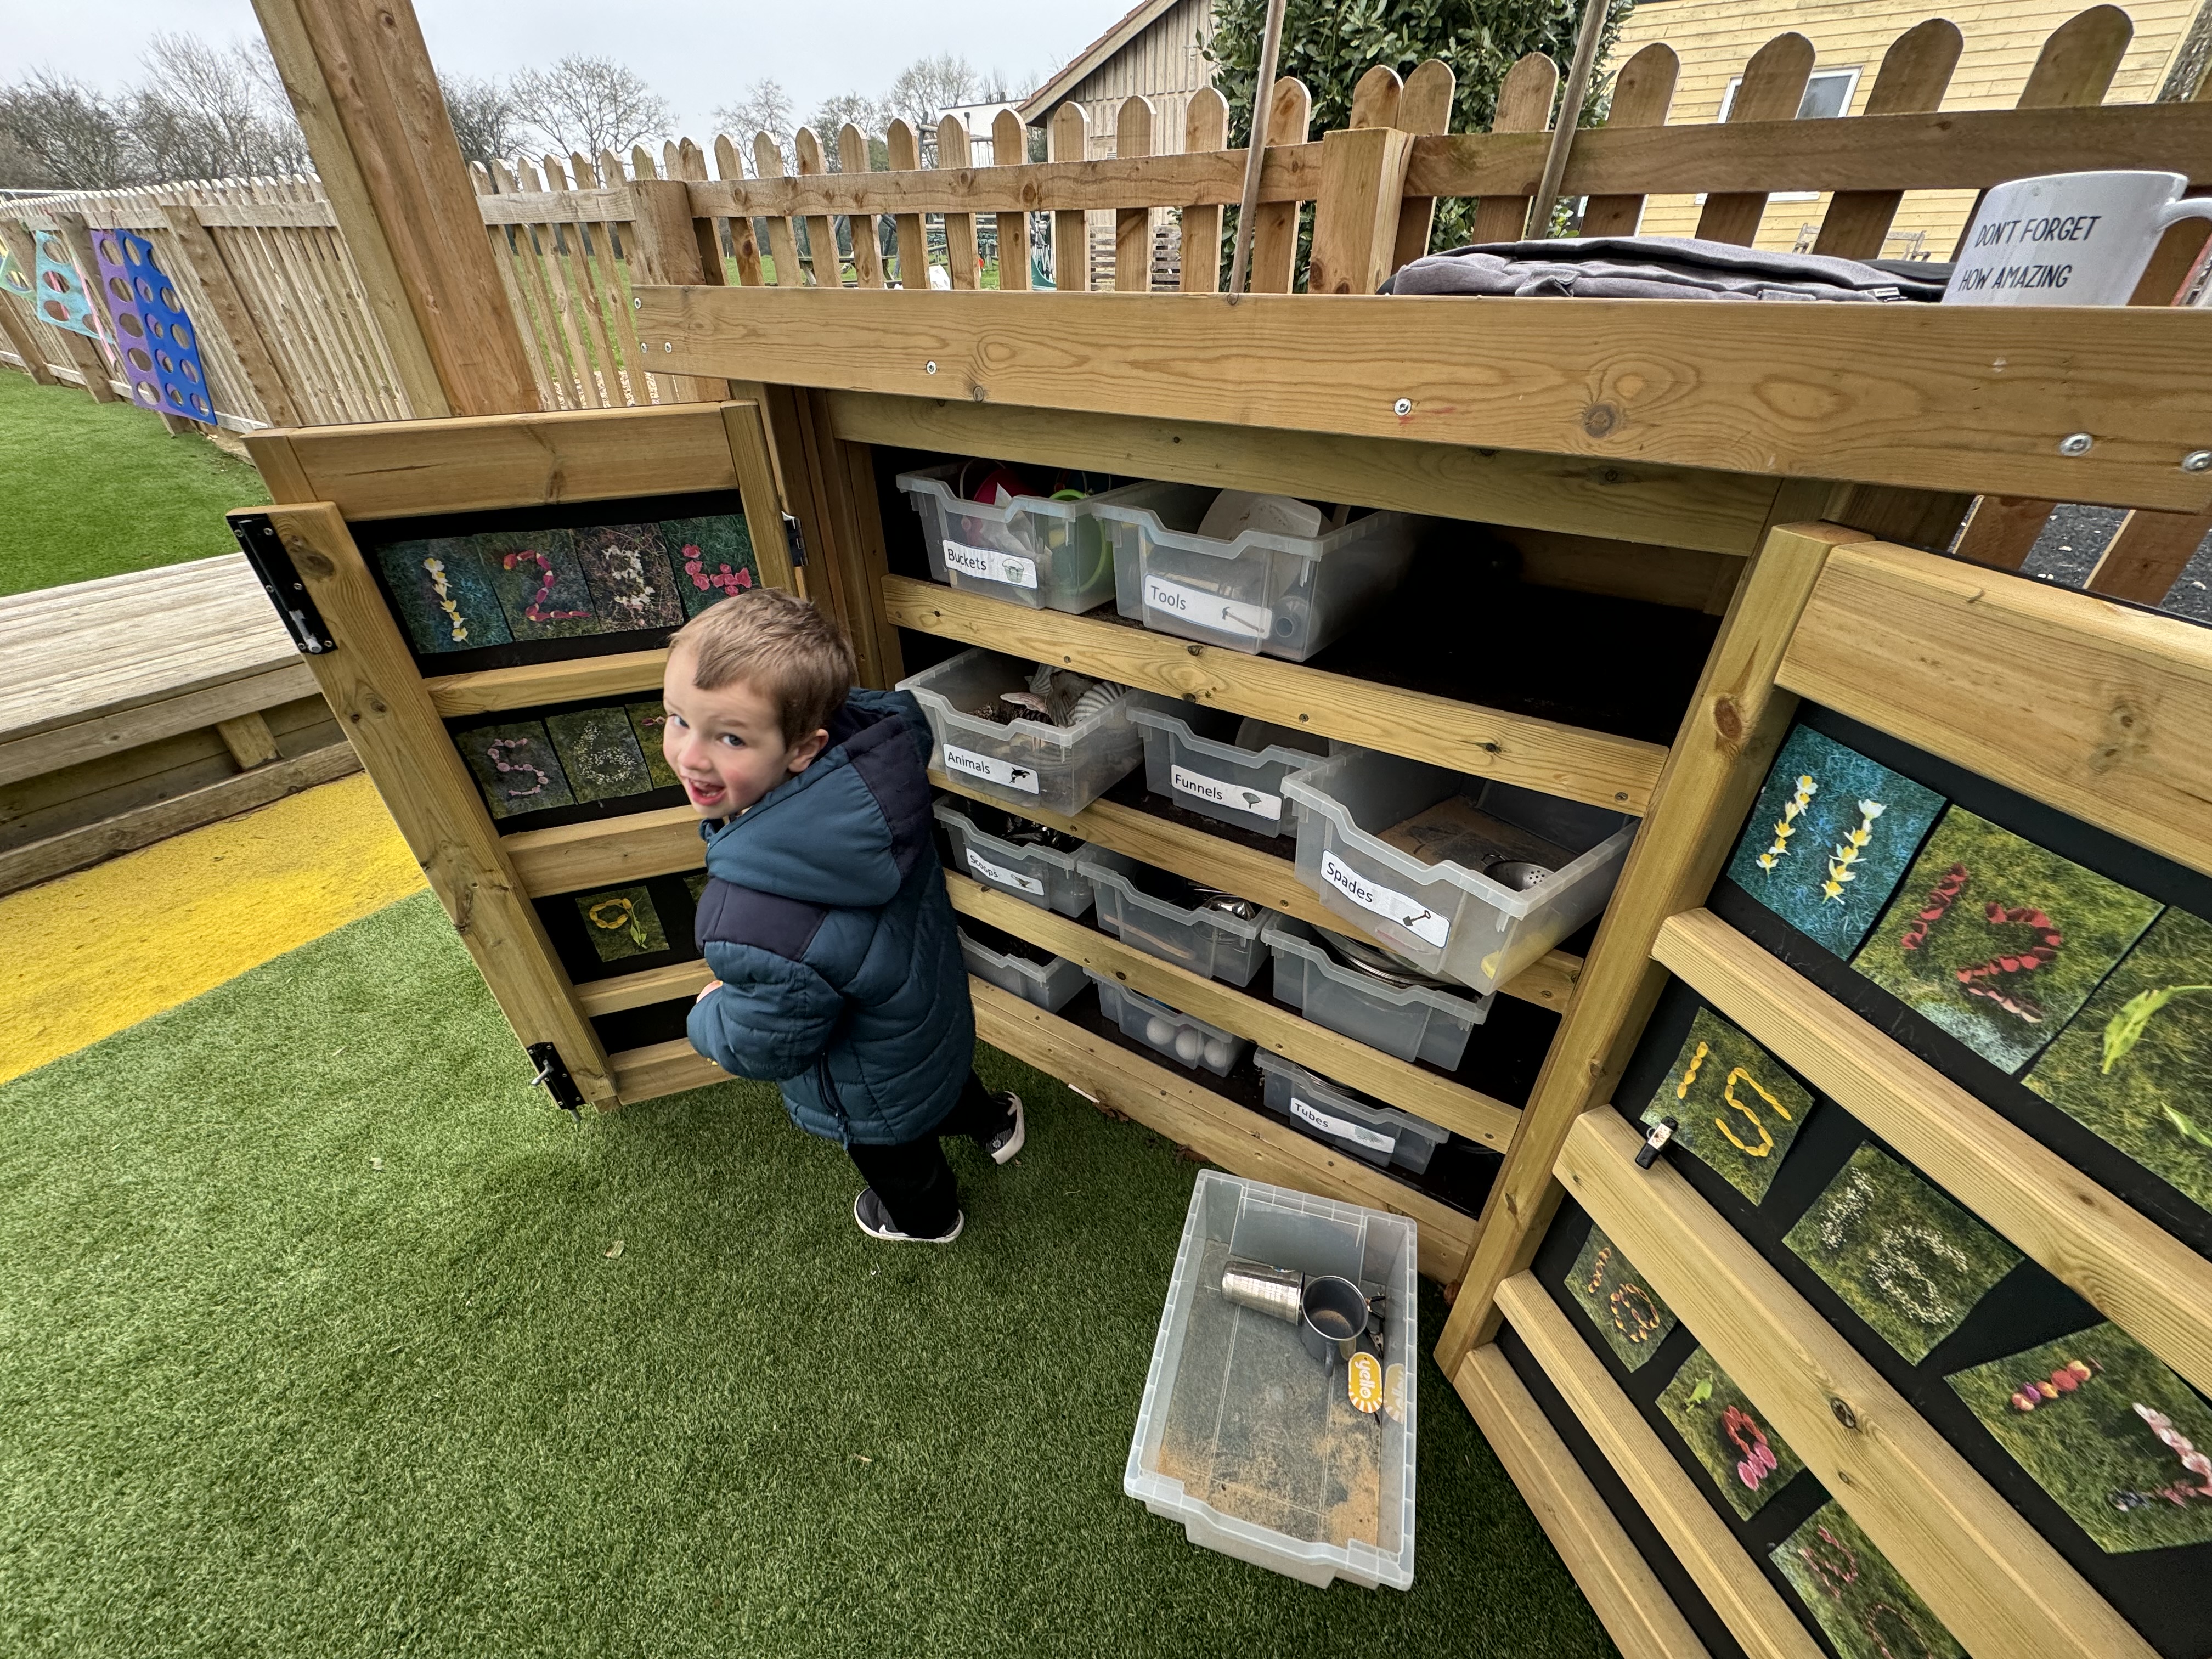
[668,588,1022,1244]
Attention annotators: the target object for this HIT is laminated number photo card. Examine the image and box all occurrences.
[1640,1006,1813,1204]
[1773,1500,1966,1659]
[1563,1226,1678,1372]
[1655,1345,1807,1521]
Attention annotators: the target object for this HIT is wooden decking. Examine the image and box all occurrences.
[0,555,358,893]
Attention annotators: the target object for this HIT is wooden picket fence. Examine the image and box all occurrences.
[4,6,2209,597]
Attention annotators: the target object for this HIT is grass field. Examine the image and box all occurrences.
[0,890,1612,1658]
[0,369,267,595]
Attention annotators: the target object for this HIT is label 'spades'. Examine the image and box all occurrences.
[964,847,1044,896]
[1143,573,1269,640]
[943,540,1039,589]
[1319,850,1449,946]
[1170,763,1282,823]
[1290,1095,1396,1154]
[1347,1350,1385,1415]
[942,744,1041,794]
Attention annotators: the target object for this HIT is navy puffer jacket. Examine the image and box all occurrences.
[684,687,973,1145]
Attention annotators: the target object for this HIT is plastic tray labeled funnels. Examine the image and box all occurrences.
[1093,482,1419,661]
[932,799,1092,917]
[1079,849,1275,988]
[1282,749,1637,996]
[1252,1048,1448,1175]
[1127,706,1327,838]
[898,648,1145,816]
[1091,974,1251,1077]
[957,928,1087,1013]
[1126,1169,1418,1590]
[896,465,1150,613]
[1262,920,1493,1071]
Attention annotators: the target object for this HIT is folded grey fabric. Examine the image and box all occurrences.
[1382,236,1947,302]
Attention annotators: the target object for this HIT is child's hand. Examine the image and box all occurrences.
[695,979,723,1003]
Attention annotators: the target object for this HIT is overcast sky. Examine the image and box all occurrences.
[9,0,1136,133]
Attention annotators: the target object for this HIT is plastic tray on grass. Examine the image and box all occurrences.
[1092,481,1418,660]
[1079,848,1274,988]
[898,648,1145,816]
[1125,1168,1417,1589]
[1091,973,1251,1077]
[933,798,1092,916]
[957,927,1087,1013]
[1252,1048,1448,1174]
[1126,705,1328,838]
[1262,919,1492,1071]
[1282,748,1636,996]
[894,464,1138,613]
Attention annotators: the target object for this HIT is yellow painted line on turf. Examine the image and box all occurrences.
[0,772,425,1084]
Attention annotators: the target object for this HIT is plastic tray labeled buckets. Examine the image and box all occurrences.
[1079,848,1275,987]
[1126,1169,1417,1589]
[899,649,1144,815]
[895,464,1139,613]
[1126,705,1328,838]
[1092,482,1418,661]
[1282,749,1637,996]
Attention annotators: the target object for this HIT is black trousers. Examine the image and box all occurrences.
[845,1070,1003,1238]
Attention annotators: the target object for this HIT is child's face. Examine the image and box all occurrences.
[661,641,827,818]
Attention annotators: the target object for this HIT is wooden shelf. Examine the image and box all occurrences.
[504,804,701,894]
[951,871,1520,1150]
[1493,1273,1823,1659]
[1452,1342,1711,1659]
[1556,1107,2151,1659]
[1656,907,2212,1401]
[968,975,1476,1278]
[885,575,1667,814]
[425,648,668,718]
[608,1035,725,1102]
[930,766,1583,1012]
[578,959,713,1018]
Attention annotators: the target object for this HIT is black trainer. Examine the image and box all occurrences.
[853,1187,962,1244]
[977,1091,1025,1164]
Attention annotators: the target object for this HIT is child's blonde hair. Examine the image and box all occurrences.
[669,589,855,744]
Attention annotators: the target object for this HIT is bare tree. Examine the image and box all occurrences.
[885,53,980,136]
[713,77,794,173]
[509,54,672,158]
[0,70,134,189]
[129,33,307,181]
[441,74,521,171]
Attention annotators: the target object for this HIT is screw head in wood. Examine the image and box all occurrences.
[2057,432,2092,456]
[663,341,673,352]
[925,360,939,375]
[2184,450,2212,473]
[1393,397,1412,417]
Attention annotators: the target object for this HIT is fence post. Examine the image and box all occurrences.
[155,202,303,428]
[0,221,120,402]
[624,178,730,403]
[250,0,538,416]
[0,283,55,384]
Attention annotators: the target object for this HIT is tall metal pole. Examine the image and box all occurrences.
[1226,0,1289,302]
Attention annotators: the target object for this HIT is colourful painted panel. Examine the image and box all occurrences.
[1640,1006,1813,1204]
[110,232,216,425]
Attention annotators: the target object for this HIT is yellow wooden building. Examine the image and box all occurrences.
[1611,0,2212,256]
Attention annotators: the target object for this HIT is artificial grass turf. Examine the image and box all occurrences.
[0,368,268,596]
[0,890,1615,1658]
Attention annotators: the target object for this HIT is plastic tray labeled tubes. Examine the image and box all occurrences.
[1125,1169,1417,1590]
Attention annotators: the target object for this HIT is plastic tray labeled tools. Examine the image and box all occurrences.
[1091,974,1252,1077]
[899,649,1146,815]
[895,464,1138,613]
[1079,849,1276,988]
[1283,749,1637,995]
[1125,1169,1417,1590]
[933,798,1092,917]
[1262,920,1493,1071]
[1252,1049,1449,1174]
[1126,706,1330,838]
[956,927,1088,1013]
[1092,482,1418,661]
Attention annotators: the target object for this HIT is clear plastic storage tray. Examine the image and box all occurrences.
[1262,920,1493,1071]
[1252,1049,1448,1175]
[895,464,1134,613]
[1282,749,1637,995]
[1125,1169,1417,1589]
[1093,482,1419,660]
[957,928,1087,1013]
[1091,974,1252,1077]
[1079,849,1274,988]
[899,648,1145,816]
[933,799,1092,917]
[1127,706,1327,838]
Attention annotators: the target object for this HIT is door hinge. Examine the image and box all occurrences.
[229,512,336,656]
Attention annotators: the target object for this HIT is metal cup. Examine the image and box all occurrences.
[1299,1275,1371,1368]
[1220,1259,1305,1324]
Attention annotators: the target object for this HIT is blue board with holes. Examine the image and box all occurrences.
[99,230,217,426]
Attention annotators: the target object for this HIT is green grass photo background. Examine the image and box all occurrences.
[1639,1006,1812,1205]
[1562,1227,1677,1372]
[1653,1346,1805,1522]
[0,892,1612,1658]
[1773,1500,1966,1659]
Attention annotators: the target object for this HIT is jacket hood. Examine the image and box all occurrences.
[699,687,936,909]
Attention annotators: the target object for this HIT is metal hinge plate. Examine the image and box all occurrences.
[527,1042,585,1116]
[229,512,336,656]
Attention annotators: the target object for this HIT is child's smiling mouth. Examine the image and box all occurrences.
[682,775,727,808]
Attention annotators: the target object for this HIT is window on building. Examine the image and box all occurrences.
[1712,67,1862,201]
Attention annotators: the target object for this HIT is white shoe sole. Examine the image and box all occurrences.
[988,1093,1026,1164]
[853,1190,963,1244]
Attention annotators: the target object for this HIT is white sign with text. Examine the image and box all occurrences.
[942,744,1040,794]
[942,540,1039,589]
[1319,850,1449,947]
[1171,763,1283,823]
[1946,170,2212,307]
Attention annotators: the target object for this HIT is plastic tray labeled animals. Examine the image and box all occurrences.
[1514,705,2212,1659]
